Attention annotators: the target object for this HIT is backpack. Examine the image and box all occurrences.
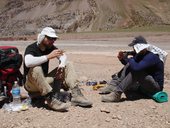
[0,46,23,101]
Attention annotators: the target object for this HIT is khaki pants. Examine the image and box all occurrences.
[24,62,78,96]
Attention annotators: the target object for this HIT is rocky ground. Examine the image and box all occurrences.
[1,0,170,37]
[0,32,170,128]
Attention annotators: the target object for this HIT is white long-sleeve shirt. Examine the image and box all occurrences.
[25,54,48,67]
[25,54,67,68]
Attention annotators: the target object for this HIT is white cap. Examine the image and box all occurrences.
[41,27,58,38]
[37,27,58,45]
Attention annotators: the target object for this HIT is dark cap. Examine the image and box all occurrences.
[128,36,147,47]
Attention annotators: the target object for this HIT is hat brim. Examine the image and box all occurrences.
[46,34,59,39]
[128,42,135,47]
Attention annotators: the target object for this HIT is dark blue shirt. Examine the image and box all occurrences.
[121,51,164,87]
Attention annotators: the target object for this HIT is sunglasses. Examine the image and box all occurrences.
[45,36,57,41]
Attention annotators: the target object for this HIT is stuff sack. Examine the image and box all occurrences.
[0,46,23,100]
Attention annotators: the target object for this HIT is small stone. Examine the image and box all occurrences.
[105,117,111,122]
[112,115,122,120]
[150,105,156,109]
[100,107,110,113]
[166,120,170,124]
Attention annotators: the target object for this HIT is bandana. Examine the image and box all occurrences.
[134,44,168,63]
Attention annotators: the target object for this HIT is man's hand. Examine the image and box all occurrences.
[117,51,124,60]
[47,49,64,60]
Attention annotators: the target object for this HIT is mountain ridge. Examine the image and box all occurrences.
[0,0,170,37]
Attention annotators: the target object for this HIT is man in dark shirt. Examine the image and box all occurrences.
[24,27,92,111]
[100,36,167,102]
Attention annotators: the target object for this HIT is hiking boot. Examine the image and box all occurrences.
[99,75,120,94]
[101,91,122,102]
[71,86,92,107]
[99,84,117,94]
[45,92,70,111]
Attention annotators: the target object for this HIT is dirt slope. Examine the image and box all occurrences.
[0,0,170,37]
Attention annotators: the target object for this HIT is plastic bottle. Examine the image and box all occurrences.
[2,81,30,112]
[11,81,21,104]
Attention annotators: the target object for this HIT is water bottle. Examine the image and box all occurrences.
[11,81,21,104]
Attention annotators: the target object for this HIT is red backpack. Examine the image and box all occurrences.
[0,46,23,101]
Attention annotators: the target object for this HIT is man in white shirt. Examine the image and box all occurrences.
[24,27,92,111]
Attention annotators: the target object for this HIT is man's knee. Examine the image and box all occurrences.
[29,66,44,78]
[143,75,156,84]
[32,66,43,74]
[27,66,46,86]
[65,61,74,69]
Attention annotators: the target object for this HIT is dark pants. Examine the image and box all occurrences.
[110,64,162,96]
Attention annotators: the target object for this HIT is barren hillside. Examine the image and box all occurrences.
[0,0,170,37]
